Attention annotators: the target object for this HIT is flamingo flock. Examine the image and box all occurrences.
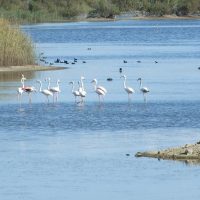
[17,74,150,104]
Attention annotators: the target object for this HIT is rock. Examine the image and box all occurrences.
[185,148,193,155]
[135,142,200,163]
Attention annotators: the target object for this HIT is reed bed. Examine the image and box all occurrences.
[0,19,35,67]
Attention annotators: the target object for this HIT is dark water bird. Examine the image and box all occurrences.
[64,60,69,64]
[49,63,54,65]
[126,154,130,156]
[123,60,127,63]
[137,60,141,63]
[45,61,48,64]
[198,67,200,70]
[82,61,86,64]
[155,61,158,63]
[71,62,75,64]
[55,58,60,63]
[107,78,113,81]
[74,58,78,62]
[119,68,122,73]
[87,48,91,50]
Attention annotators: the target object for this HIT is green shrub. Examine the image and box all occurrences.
[173,0,189,16]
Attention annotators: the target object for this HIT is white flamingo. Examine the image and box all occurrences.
[121,75,135,102]
[137,78,150,103]
[47,78,61,102]
[78,76,87,103]
[21,74,37,103]
[69,81,80,102]
[37,80,53,103]
[91,78,107,103]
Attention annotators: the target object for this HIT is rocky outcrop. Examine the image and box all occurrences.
[135,142,200,162]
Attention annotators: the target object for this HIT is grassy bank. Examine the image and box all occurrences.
[0,0,200,23]
[0,19,35,67]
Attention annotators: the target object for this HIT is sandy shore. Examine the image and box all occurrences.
[0,65,67,73]
[135,142,200,163]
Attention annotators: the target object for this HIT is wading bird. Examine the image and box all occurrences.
[121,75,135,102]
[137,78,150,103]
[78,76,87,103]
[37,80,53,103]
[47,78,61,102]
[17,75,26,104]
[69,81,80,103]
[91,79,107,103]
[21,74,37,103]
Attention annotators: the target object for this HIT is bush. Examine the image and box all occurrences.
[173,0,189,16]
[88,0,119,18]
[0,19,35,67]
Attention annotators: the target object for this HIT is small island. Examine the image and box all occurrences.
[135,142,200,163]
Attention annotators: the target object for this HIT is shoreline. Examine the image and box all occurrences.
[0,65,67,73]
[20,14,200,25]
[135,142,200,164]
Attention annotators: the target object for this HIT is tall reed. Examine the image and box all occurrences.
[0,19,35,67]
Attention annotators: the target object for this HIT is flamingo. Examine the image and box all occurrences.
[37,80,53,103]
[17,75,26,103]
[137,78,150,103]
[47,77,61,102]
[121,75,135,102]
[69,81,80,102]
[78,76,87,103]
[21,74,37,103]
[91,79,107,103]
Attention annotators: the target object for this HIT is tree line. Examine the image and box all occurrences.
[0,0,200,22]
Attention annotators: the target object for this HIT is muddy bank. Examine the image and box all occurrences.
[0,65,67,73]
[135,142,200,162]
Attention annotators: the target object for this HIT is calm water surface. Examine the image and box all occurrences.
[1,20,200,200]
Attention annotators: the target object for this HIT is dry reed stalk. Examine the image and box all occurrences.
[0,18,35,67]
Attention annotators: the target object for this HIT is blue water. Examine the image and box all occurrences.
[1,20,200,200]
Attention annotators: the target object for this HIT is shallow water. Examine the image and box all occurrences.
[1,20,200,200]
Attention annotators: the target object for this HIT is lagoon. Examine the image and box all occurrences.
[0,20,200,200]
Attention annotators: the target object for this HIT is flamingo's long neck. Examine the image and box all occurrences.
[57,80,60,89]
[93,81,97,91]
[21,78,25,88]
[39,81,42,92]
[139,80,142,88]
[71,83,74,93]
[48,78,50,90]
[123,77,127,89]
[81,79,84,90]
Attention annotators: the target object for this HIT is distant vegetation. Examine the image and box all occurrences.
[0,19,35,66]
[0,0,200,22]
